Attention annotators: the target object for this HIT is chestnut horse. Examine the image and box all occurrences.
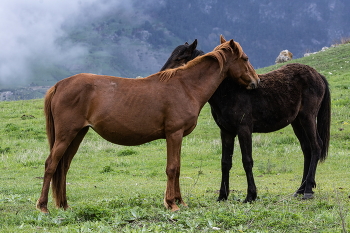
[36,37,260,213]
[161,37,331,202]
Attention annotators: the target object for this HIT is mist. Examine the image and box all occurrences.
[1,0,349,92]
[0,0,136,88]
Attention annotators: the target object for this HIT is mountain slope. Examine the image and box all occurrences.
[1,0,350,94]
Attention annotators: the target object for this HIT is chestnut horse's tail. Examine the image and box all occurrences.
[45,86,56,150]
[44,86,66,207]
[317,74,331,162]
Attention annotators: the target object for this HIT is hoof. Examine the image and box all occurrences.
[164,198,180,212]
[167,203,180,212]
[36,205,49,214]
[302,193,314,200]
[37,207,49,214]
[217,196,228,202]
[243,196,256,203]
[163,198,170,209]
[36,200,49,214]
[180,201,188,208]
[292,192,301,197]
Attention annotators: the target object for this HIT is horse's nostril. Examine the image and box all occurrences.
[250,83,257,89]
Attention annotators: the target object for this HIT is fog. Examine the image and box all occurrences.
[1,0,349,90]
[0,0,134,88]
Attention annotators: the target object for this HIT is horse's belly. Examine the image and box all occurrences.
[93,127,164,146]
[253,117,294,133]
[90,120,165,146]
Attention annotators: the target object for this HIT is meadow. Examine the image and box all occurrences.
[0,43,350,232]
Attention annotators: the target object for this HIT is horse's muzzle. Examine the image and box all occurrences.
[247,79,260,90]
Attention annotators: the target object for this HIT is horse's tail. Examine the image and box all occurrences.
[45,86,56,150]
[317,74,331,162]
[44,86,66,207]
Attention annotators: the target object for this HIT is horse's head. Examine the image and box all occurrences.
[160,39,204,71]
[215,35,260,89]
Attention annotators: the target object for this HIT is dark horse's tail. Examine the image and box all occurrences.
[44,86,67,208]
[317,74,331,162]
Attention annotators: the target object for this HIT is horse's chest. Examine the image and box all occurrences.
[211,104,245,133]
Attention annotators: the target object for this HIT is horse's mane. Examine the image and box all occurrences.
[191,49,205,59]
[159,69,178,82]
[159,41,243,82]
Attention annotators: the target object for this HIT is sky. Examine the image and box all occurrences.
[0,0,134,87]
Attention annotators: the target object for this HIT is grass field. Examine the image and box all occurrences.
[1,43,350,232]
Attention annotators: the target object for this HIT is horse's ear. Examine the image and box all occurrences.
[189,39,198,50]
[229,39,242,56]
[185,42,189,45]
[229,39,235,47]
[220,35,226,44]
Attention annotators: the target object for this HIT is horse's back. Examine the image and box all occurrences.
[264,63,326,88]
[258,63,327,99]
[52,73,159,106]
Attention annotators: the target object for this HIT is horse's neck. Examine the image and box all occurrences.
[209,78,239,105]
[181,58,225,105]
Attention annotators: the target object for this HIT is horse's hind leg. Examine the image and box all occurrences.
[291,119,311,195]
[291,115,322,199]
[36,127,88,213]
[36,140,72,213]
[52,127,89,210]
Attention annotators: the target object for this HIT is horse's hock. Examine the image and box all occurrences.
[275,50,293,63]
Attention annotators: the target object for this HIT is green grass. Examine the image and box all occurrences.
[1,43,350,232]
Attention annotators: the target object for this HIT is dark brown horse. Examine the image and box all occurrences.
[36,37,260,213]
[161,36,331,202]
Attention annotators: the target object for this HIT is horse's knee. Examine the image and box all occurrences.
[166,165,180,178]
[221,160,232,171]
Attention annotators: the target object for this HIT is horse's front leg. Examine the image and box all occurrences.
[164,130,187,211]
[218,129,235,201]
[238,127,257,202]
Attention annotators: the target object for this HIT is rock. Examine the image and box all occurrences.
[275,50,293,63]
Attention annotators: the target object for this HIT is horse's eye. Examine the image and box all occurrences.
[242,57,248,61]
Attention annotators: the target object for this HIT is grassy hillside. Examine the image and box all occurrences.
[0,43,349,232]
